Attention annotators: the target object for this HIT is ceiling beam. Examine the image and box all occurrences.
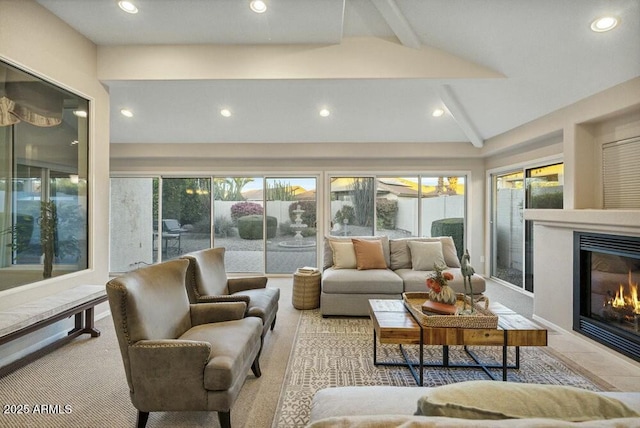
[437,85,484,148]
[371,0,421,49]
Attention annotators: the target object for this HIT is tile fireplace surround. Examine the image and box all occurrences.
[524,209,640,364]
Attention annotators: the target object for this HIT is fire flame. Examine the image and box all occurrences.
[611,271,640,314]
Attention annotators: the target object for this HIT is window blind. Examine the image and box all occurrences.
[602,137,640,209]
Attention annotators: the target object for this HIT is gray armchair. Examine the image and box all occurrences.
[182,247,280,340]
[106,259,262,428]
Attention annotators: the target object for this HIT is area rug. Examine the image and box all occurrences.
[272,309,615,428]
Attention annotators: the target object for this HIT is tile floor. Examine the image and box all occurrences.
[547,329,640,392]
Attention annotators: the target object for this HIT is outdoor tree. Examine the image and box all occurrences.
[213,177,253,201]
[350,177,374,227]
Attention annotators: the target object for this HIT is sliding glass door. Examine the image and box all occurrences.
[265,177,317,273]
[492,163,563,291]
[524,163,564,292]
[161,178,211,260]
[213,177,264,273]
[492,171,524,288]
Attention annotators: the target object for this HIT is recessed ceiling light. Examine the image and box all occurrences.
[220,108,232,117]
[590,16,619,32]
[73,110,87,118]
[120,108,133,118]
[250,0,267,14]
[118,1,138,14]
[319,108,331,117]
[432,108,445,117]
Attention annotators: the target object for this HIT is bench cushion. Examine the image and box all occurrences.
[0,284,105,338]
[322,268,403,295]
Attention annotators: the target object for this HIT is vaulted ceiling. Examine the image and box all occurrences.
[37,0,640,146]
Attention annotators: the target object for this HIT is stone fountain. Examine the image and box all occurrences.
[279,204,316,248]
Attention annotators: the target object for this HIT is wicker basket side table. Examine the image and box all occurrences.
[292,271,321,310]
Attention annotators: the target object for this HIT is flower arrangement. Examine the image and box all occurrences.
[427,264,456,304]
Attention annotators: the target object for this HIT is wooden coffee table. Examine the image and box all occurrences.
[368,299,547,385]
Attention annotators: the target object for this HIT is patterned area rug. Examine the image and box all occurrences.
[272,309,614,428]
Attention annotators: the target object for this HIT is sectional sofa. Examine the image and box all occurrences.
[308,382,640,427]
[321,236,486,316]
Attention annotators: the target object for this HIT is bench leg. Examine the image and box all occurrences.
[84,307,101,337]
[68,308,101,338]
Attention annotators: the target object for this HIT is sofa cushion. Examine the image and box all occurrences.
[322,267,403,294]
[398,268,486,294]
[408,241,446,271]
[329,240,358,269]
[324,236,390,270]
[416,380,640,422]
[390,237,461,270]
[307,415,640,428]
[353,238,387,270]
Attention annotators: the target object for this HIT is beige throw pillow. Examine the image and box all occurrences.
[408,241,446,271]
[329,240,357,269]
[417,381,640,421]
[352,239,387,270]
[390,237,461,270]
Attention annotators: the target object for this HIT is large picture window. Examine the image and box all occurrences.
[0,60,89,291]
[329,175,466,255]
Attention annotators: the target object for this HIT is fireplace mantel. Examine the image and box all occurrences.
[524,209,640,235]
[523,208,640,344]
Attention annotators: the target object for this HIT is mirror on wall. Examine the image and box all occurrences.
[0,60,89,292]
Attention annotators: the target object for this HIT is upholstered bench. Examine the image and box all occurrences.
[0,284,107,377]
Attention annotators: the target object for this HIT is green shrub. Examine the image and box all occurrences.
[214,215,235,237]
[237,215,277,239]
[301,227,316,238]
[288,200,316,227]
[334,205,355,225]
[530,192,563,209]
[376,198,398,229]
[230,201,264,223]
[431,217,464,261]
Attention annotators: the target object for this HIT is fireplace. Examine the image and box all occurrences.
[573,232,640,361]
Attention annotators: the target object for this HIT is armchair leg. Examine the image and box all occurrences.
[137,411,149,428]
[251,356,262,378]
[218,411,231,428]
[270,315,277,330]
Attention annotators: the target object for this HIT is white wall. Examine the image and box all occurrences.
[486,78,640,330]
[109,179,154,272]
[0,0,110,365]
[0,1,110,308]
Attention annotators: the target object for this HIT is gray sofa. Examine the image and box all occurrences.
[321,236,486,316]
[308,383,640,427]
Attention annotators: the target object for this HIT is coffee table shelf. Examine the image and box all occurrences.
[369,299,547,385]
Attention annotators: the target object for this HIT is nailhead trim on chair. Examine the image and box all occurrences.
[109,282,133,344]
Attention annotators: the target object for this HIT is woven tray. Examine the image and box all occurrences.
[402,292,498,329]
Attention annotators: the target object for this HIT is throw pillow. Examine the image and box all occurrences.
[352,239,387,270]
[389,237,461,270]
[416,380,640,421]
[408,241,446,271]
[329,240,357,269]
[436,236,462,268]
